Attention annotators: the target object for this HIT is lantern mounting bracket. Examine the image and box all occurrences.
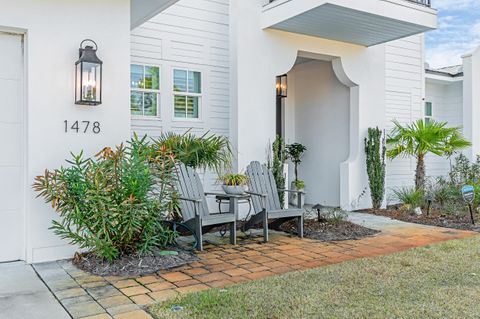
[79,39,98,57]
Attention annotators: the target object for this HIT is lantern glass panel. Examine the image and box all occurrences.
[280,76,287,97]
[81,62,101,103]
[75,63,82,103]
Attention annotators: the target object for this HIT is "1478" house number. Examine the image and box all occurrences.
[64,120,101,134]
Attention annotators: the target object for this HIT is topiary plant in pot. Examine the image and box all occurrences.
[286,143,307,206]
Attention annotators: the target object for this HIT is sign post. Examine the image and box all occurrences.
[461,185,476,225]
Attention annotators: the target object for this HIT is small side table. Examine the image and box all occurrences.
[215,193,252,236]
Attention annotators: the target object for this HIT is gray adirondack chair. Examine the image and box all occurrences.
[174,163,237,251]
[244,161,304,242]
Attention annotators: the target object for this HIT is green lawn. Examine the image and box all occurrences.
[150,236,480,319]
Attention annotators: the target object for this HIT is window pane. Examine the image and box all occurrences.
[145,66,160,90]
[174,69,187,92]
[425,117,431,125]
[130,91,143,115]
[425,102,432,116]
[174,95,186,118]
[188,71,201,93]
[186,96,199,118]
[144,92,158,116]
[131,64,144,89]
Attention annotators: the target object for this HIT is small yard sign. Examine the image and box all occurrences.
[461,185,475,225]
[462,185,475,204]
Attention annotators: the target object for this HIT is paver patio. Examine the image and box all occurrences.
[33,213,478,319]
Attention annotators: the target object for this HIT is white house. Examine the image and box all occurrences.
[0,0,438,263]
[424,46,480,178]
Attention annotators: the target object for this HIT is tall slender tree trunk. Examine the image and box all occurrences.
[415,154,426,191]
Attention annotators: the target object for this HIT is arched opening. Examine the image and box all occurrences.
[279,53,352,207]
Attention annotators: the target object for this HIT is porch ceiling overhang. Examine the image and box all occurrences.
[131,0,179,29]
[262,0,437,47]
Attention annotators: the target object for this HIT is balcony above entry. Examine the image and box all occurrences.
[262,0,437,46]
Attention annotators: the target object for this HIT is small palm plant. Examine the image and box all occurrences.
[387,119,471,192]
[152,130,232,173]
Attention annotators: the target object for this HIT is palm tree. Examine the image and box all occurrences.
[387,119,471,191]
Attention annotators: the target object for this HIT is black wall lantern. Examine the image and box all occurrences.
[276,74,287,98]
[75,39,102,106]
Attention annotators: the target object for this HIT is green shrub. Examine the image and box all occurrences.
[364,127,386,209]
[392,187,423,209]
[449,154,480,185]
[317,209,347,225]
[33,136,177,262]
[269,136,287,208]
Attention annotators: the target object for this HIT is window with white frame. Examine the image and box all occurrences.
[425,101,433,124]
[130,64,160,116]
[173,69,201,119]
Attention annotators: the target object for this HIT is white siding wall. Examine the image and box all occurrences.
[425,80,463,177]
[130,0,230,190]
[384,34,425,202]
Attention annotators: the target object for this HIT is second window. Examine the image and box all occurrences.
[173,69,202,119]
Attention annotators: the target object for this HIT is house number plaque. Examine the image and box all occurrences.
[64,120,101,134]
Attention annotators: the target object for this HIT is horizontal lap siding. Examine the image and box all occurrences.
[425,81,463,178]
[131,0,230,193]
[385,35,424,202]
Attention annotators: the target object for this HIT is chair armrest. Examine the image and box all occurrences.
[279,189,305,195]
[245,191,268,198]
[178,196,202,203]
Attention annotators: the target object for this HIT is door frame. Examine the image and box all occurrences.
[0,27,28,262]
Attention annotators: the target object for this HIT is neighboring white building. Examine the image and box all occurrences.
[425,46,480,177]
[0,0,438,263]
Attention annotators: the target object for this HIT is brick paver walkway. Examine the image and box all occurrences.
[34,213,477,319]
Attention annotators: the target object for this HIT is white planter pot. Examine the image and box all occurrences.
[289,181,305,208]
[222,185,247,195]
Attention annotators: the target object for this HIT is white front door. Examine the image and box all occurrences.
[0,32,24,262]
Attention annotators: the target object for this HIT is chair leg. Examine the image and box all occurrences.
[195,215,203,251]
[230,221,236,245]
[298,215,304,238]
[263,210,269,242]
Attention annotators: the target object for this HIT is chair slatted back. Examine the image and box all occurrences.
[246,161,281,213]
[175,163,209,221]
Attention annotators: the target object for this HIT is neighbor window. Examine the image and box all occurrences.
[425,101,433,124]
[173,69,201,119]
[130,64,160,116]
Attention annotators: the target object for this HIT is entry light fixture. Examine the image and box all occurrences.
[75,39,102,106]
[276,74,287,98]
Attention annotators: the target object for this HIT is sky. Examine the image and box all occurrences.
[425,0,480,68]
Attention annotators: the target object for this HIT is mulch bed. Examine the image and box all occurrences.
[366,208,480,232]
[279,219,380,241]
[73,249,198,277]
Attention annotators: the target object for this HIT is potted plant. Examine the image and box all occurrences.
[286,143,307,206]
[221,173,249,195]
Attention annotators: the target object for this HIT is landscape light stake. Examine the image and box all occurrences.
[468,203,475,225]
[425,195,432,216]
[313,204,324,223]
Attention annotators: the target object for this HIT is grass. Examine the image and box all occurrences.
[150,236,480,319]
